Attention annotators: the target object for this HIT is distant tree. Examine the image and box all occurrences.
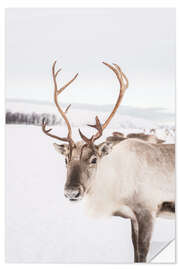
[6,111,11,123]
[11,112,17,123]
[20,113,26,124]
[23,114,28,124]
[6,110,62,126]
[14,112,21,123]
[32,112,39,125]
[52,114,57,125]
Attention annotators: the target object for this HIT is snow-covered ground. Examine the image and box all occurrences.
[6,124,175,263]
[6,99,175,129]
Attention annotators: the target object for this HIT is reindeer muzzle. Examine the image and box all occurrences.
[64,185,84,201]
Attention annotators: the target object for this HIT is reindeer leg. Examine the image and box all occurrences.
[131,218,139,262]
[136,209,155,263]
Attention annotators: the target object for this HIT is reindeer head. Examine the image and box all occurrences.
[42,61,128,201]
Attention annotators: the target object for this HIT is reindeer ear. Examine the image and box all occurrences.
[53,143,69,156]
[97,141,113,157]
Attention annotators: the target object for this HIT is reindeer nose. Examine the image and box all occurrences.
[64,187,81,201]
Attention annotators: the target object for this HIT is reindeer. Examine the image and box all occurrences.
[126,133,165,143]
[107,132,165,145]
[42,61,175,263]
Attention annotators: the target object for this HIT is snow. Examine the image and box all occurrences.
[6,125,175,263]
[6,100,175,129]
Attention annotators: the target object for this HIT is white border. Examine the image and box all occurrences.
[0,1,178,269]
[1,0,178,8]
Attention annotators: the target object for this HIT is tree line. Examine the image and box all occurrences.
[6,111,61,126]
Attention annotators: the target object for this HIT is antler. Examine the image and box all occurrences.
[64,104,71,114]
[78,116,102,145]
[42,118,69,142]
[42,61,78,150]
[79,62,128,145]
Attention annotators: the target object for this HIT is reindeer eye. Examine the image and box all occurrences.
[91,158,97,164]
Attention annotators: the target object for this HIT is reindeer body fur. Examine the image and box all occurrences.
[84,139,175,220]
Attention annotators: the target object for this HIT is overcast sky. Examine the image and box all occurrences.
[6,8,175,112]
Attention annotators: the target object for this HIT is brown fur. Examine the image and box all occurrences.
[127,133,165,144]
[107,132,165,147]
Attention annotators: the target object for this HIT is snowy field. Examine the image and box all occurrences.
[6,100,175,130]
[6,123,175,263]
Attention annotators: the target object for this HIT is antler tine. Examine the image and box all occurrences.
[52,61,79,95]
[57,73,79,95]
[101,62,128,130]
[64,104,71,114]
[79,116,103,145]
[112,63,129,89]
[78,129,92,145]
[54,68,62,78]
[87,116,101,129]
[79,62,128,146]
[52,61,79,147]
[88,116,103,141]
[41,118,68,142]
